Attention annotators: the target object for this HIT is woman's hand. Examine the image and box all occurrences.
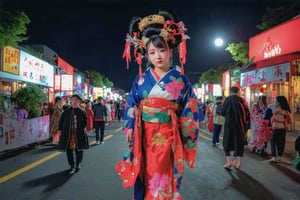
[126,128,133,145]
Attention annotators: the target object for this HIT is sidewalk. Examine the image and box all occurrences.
[199,123,298,165]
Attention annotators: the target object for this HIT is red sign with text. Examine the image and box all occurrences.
[57,57,74,75]
[249,16,300,63]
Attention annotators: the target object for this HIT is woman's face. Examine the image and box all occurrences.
[275,98,280,107]
[147,41,172,70]
[57,100,63,107]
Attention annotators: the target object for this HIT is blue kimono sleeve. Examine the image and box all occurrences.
[179,77,200,168]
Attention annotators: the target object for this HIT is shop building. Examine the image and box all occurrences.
[240,16,300,132]
[0,46,54,111]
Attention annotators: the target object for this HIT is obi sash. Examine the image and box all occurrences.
[116,97,184,190]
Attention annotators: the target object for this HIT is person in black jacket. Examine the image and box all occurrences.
[221,87,250,169]
[58,94,89,174]
[93,96,108,144]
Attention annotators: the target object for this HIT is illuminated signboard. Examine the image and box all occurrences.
[57,57,74,75]
[213,84,222,96]
[54,74,61,90]
[249,17,300,63]
[240,62,290,87]
[19,50,54,87]
[61,74,73,91]
[93,87,103,98]
[84,83,88,99]
[223,71,230,96]
[2,46,20,75]
[74,73,82,93]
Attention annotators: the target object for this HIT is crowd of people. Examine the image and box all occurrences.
[48,95,125,174]
[3,7,298,200]
[204,88,295,167]
[50,96,126,144]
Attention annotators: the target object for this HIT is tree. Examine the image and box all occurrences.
[103,76,113,87]
[14,84,47,118]
[0,10,30,47]
[198,62,239,85]
[84,70,113,87]
[225,42,249,65]
[257,1,300,31]
[199,67,223,85]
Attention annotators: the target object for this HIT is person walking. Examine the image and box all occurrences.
[84,99,94,137]
[250,95,268,153]
[57,94,89,174]
[93,96,107,144]
[115,9,200,199]
[104,100,112,126]
[212,96,225,147]
[118,100,125,122]
[50,96,63,145]
[270,96,292,163]
[110,100,116,125]
[221,87,250,169]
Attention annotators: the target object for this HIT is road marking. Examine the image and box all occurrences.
[114,127,122,133]
[89,134,114,145]
[0,126,123,184]
[0,152,61,184]
[198,133,211,141]
[199,127,223,141]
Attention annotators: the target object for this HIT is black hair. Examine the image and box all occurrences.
[55,96,62,103]
[276,96,291,112]
[216,96,223,101]
[258,95,267,107]
[128,9,182,56]
[230,86,240,94]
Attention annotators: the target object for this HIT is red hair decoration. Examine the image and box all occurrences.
[163,21,190,75]
[122,32,144,70]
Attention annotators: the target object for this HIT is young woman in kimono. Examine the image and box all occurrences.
[50,96,63,145]
[115,9,200,200]
[250,95,269,154]
[84,99,94,136]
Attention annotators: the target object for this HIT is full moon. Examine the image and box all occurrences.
[214,38,224,46]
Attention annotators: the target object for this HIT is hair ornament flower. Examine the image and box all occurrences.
[163,21,190,74]
[122,32,143,69]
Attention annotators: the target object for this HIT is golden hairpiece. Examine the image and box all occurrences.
[138,15,165,31]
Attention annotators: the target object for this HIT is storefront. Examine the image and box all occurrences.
[19,50,54,101]
[241,16,300,132]
[0,46,21,112]
[1,47,54,111]
[0,48,53,152]
[54,57,74,101]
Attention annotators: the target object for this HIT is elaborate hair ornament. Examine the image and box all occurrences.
[122,32,143,69]
[138,14,165,31]
[123,13,190,78]
[163,20,190,74]
[122,32,144,80]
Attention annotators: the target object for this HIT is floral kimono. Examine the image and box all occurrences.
[50,103,63,144]
[116,66,200,200]
[250,103,271,150]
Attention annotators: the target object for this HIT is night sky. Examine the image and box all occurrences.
[1,0,293,91]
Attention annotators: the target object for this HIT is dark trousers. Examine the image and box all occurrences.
[271,129,286,157]
[94,121,105,142]
[212,124,222,144]
[66,149,83,167]
[118,110,124,121]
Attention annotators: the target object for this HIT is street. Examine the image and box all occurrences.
[0,121,300,200]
